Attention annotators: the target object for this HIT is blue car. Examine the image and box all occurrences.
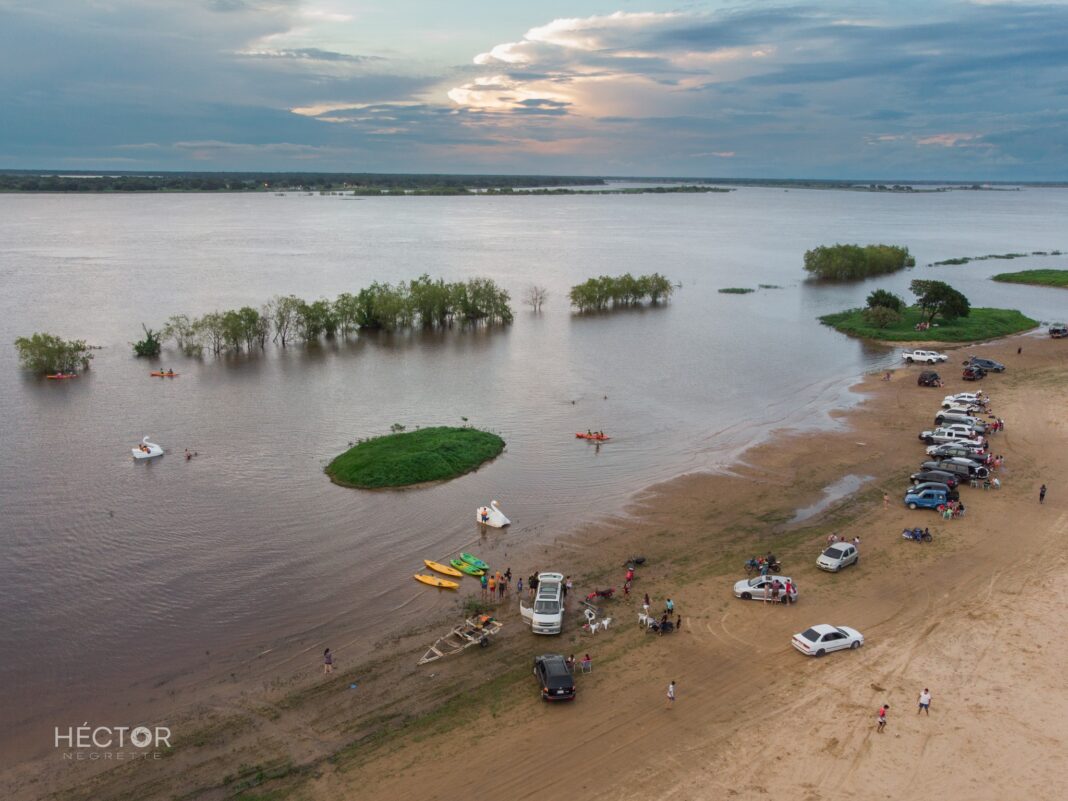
[904,488,948,510]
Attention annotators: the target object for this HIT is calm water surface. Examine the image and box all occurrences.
[2,188,1066,755]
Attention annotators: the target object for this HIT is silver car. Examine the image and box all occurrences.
[816,542,859,572]
[733,575,798,603]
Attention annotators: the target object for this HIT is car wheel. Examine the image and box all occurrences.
[853,556,859,566]
[815,649,826,657]
[908,502,917,510]
[925,437,934,445]
[741,592,751,600]
[780,596,789,605]
[906,357,914,364]
[851,641,861,650]
[927,359,936,364]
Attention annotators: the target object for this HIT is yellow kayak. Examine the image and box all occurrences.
[424,559,463,578]
[414,574,459,590]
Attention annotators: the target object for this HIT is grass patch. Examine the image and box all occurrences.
[991,269,1068,288]
[930,249,1061,266]
[718,287,755,294]
[758,283,783,289]
[819,306,1038,342]
[326,426,505,488]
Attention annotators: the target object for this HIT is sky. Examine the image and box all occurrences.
[1,0,1067,179]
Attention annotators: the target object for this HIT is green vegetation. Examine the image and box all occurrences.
[991,269,1068,288]
[909,279,970,324]
[803,243,915,280]
[820,306,1037,342]
[758,283,783,289]
[326,427,505,489]
[930,249,1061,266]
[14,332,93,374]
[718,287,755,294]
[132,324,162,357]
[865,289,906,313]
[0,171,601,193]
[569,273,674,312]
[147,275,512,357]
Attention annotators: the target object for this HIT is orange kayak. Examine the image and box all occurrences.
[414,574,459,590]
[575,433,610,441]
[46,374,78,380]
[150,372,179,377]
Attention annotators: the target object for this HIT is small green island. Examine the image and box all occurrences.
[991,269,1068,288]
[326,426,505,489]
[803,243,915,280]
[820,306,1037,342]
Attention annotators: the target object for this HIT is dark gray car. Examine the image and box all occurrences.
[921,459,990,479]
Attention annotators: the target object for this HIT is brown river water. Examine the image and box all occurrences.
[1,187,1066,761]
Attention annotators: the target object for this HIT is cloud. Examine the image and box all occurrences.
[2,2,1068,177]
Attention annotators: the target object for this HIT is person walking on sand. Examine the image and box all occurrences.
[877,704,889,732]
[667,680,676,709]
[323,648,334,675]
[918,688,932,716]
[883,492,889,510]
[1040,484,1047,504]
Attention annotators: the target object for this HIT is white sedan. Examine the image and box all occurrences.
[791,624,864,656]
[733,575,798,603]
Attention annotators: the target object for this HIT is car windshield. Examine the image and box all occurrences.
[534,601,560,614]
[822,547,843,558]
[800,628,820,642]
[835,627,851,637]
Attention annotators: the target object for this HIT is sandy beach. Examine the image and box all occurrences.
[6,334,1066,801]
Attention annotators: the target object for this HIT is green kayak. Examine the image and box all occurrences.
[459,552,490,571]
[450,559,485,577]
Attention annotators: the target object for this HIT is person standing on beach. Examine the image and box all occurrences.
[1039,484,1047,504]
[918,689,932,716]
[667,681,676,708]
[883,492,889,510]
[480,573,489,600]
[516,576,523,596]
[323,648,334,675]
[877,704,889,732]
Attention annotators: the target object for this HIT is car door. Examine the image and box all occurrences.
[821,631,846,652]
[843,546,856,565]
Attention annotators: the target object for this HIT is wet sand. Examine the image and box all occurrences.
[5,334,1066,801]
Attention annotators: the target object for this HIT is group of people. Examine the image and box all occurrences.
[480,567,513,601]
[937,499,966,519]
[765,577,796,604]
[641,593,681,635]
[564,653,592,673]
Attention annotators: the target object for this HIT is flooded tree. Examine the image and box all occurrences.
[569,273,674,312]
[524,285,548,312]
[14,332,93,374]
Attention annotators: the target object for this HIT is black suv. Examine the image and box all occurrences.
[533,654,576,701]
[917,371,941,387]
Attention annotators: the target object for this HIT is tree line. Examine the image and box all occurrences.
[803,244,915,280]
[862,280,970,328]
[149,275,513,357]
[568,273,674,312]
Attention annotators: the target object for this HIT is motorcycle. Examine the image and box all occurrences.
[623,556,647,567]
[744,557,782,575]
[902,527,933,543]
[585,587,615,602]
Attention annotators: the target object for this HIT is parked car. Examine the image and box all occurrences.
[791,624,864,656]
[934,411,987,433]
[941,402,986,417]
[943,392,988,408]
[926,442,986,461]
[1050,324,1068,339]
[816,542,859,572]
[904,487,948,510]
[902,349,949,364]
[962,365,987,381]
[911,469,960,488]
[529,572,565,634]
[533,654,576,701]
[909,481,959,501]
[919,427,983,445]
[968,356,1006,372]
[921,458,990,480]
[733,575,798,603]
[917,371,942,387]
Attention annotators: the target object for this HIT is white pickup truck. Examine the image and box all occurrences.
[902,349,949,364]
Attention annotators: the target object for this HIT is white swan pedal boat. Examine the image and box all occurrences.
[476,500,510,528]
[132,436,163,460]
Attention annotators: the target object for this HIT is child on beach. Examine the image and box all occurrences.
[877,704,889,732]
[323,648,334,675]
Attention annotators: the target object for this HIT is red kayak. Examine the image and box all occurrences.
[46,374,78,380]
[575,432,611,441]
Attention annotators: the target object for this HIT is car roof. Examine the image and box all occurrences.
[805,624,839,635]
[537,653,567,666]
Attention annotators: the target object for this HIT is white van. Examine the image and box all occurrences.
[521,572,565,635]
